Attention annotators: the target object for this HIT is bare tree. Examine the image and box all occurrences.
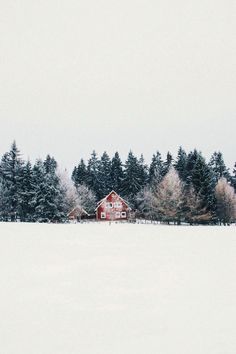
[153,167,184,224]
[215,177,236,225]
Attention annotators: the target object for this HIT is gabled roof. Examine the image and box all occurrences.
[95,190,131,211]
[67,206,89,217]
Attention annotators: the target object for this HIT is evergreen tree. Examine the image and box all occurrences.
[0,141,24,221]
[174,146,188,181]
[138,154,149,188]
[18,161,35,222]
[0,178,10,221]
[191,154,216,213]
[31,158,66,222]
[163,151,173,176]
[87,151,100,198]
[97,151,112,198]
[183,184,212,224]
[72,159,88,187]
[185,149,200,185]
[149,151,164,186]
[110,152,124,194]
[209,152,231,183]
[136,186,156,220]
[122,151,144,206]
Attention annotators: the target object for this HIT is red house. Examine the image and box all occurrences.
[95,190,131,221]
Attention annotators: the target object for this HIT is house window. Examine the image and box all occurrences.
[121,211,126,218]
[101,212,106,219]
[114,202,122,208]
[105,202,113,209]
[115,212,121,218]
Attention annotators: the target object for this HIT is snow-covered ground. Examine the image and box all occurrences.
[0,222,235,354]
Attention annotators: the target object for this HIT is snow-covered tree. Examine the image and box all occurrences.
[191,154,216,213]
[110,152,124,194]
[152,167,184,223]
[72,159,88,187]
[87,150,100,198]
[136,186,156,219]
[163,151,173,176]
[149,151,164,186]
[58,168,80,212]
[122,151,144,206]
[174,146,187,182]
[215,177,236,224]
[76,184,96,214]
[97,151,112,198]
[138,154,149,188]
[57,169,97,215]
[209,152,231,183]
[0,141,24,221]
[31,158,66,222]
[18,161,35,222]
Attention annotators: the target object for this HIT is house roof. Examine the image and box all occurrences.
[67,206,89,217]
[95,190,131,211]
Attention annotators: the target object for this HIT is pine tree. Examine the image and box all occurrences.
[149,151,164,186]
[163,151,173,176]
[191,154,216,213]
[87,151,100,198]
[138,154,149,188]
[110,152,124,194]
[0,141,24,221]
[122,151,144,206]
[18,161,35,222]
[0,178,10,221]
[31,158,66,222]
[136,186,156,220]
[72,159,88,187]
[97,151,112,198]
[209,152,231,183]
[185,149,200,185]
[174,146,187,181]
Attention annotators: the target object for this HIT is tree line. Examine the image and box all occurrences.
[0,142,236,224]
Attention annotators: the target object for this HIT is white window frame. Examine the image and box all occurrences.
[114,202,122,208]
[105,202,113,209]
[101,212,106,219]
[115,212,121,219]
[121,211,126,218]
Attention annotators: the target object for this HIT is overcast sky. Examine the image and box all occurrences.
[0,0,235,171]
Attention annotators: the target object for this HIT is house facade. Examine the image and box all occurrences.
[95,190,131,221]
[67,207,89,222]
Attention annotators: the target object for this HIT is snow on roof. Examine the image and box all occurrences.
[95,190,131,211]
[67,206,89,217]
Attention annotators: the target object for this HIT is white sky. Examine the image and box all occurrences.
[0,0,235,171]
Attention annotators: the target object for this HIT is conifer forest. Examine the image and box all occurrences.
[0,141,235,224]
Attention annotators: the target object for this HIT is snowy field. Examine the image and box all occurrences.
[0,223,236,354]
